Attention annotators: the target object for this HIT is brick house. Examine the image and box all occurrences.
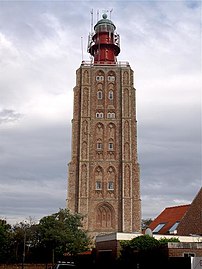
[148,204,190,235]
[177,188,202,236]
[148,188,202,236]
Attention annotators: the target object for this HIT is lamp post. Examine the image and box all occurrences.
[22,227,26,269]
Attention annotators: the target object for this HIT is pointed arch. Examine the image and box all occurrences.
[124,120,130,142]
[123,88,129,117]
[107,123,116,139]
[94,166,104,191]
[95,70,105,83]
[82,87,89,117]
[80,164,87,197]
[123,71,129,85]
[83,70,89,84]
[96,202,115,228]
[107,166,116,192]
[124,164,130,197]
[95,122,104,139]
[81,141,87,159]
[124,142,130,160]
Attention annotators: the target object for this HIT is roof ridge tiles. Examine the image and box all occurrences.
[165,204,191,209]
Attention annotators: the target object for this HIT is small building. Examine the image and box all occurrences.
[95,232,202,268]
[148,204,190,235]
[148,188,202,236]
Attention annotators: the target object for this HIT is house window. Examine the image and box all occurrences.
[97,143,102,150]
[109,143,113,150]
[96,112,103,118]
[96,76,104,82]
[183,253,195,258]
[169,221,180,234]
[96,181,102,190]
[152,223,166,233]
[97,91,103,99]
[108,90,113,100]
[108,181,114,190]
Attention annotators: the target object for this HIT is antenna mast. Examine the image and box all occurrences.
[110,9,113,19]
[90,9,93,33]
[97,9,99,21]
[81,36,84,62]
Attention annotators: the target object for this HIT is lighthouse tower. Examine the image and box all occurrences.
[67,13,141,238]
[88,13,120,64]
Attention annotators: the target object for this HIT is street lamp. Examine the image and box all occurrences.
[22,225,27,269]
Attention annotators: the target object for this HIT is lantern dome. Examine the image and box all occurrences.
[94,13,116,33]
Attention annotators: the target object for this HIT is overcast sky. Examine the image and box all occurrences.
[0,0,201,225]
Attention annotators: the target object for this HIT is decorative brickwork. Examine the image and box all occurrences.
[67,14,141,238]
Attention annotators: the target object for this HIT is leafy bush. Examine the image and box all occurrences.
[120,235,160,252]
[159,237,180,244]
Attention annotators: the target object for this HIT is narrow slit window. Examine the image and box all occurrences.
[97,143,102,150]
[109,143,114,150]
[97,91,103,99]
[109,91,113,100]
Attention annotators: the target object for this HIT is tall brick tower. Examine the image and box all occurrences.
[67,13,141,238]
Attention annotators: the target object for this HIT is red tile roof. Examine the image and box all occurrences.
[149,204,191,235]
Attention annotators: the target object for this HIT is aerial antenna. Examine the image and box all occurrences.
[97,9,100,21]
[81,36,84,62]
[110,9,113,19]
[90,9,93,33]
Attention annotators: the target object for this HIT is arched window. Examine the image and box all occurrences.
[96,112,104,118]
[96,76,104,82]
[97,91,103,99]
[107,76,115,82]
[107,112,115,119]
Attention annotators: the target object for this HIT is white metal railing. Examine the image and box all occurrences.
[81,60,130,67]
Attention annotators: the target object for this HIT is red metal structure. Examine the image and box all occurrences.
[88,13,120,64]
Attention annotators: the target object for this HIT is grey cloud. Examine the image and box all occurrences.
[0,109,22,124]
[0,121,71,181]
[0,1,201,224]
[0,121,69,223]
[0,184,66,224]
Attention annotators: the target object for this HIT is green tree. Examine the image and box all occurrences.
[38,208,92,264]
[12,220,35,263]
[0,219,12,262]
[141,218,153,229]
